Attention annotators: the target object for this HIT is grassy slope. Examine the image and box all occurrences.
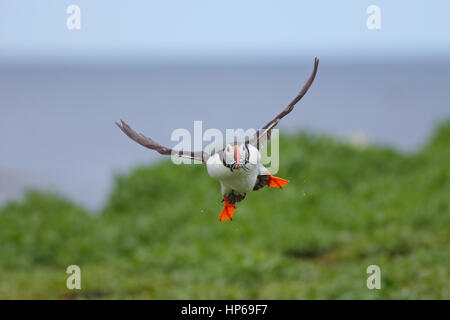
[0,122,449,299]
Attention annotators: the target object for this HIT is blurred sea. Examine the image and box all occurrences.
[1,58,449,208]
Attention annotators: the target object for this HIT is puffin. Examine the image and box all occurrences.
[116,58,319,221]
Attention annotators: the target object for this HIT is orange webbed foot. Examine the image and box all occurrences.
[267,175,289,188]
[219,197,235,221]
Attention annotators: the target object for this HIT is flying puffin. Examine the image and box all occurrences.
[116,58,319,221]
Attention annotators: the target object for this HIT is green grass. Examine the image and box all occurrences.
[0,121,449,299]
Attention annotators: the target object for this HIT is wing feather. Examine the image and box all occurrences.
[116,120,209,163]
[250,57,319,149]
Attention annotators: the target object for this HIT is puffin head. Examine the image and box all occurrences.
[223,143,250,171]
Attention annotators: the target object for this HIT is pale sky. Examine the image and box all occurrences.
[0,0,449,62]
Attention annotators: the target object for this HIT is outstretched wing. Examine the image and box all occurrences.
[249,57,319,149]
[116,120,210,163]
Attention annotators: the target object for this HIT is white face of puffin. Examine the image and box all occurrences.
[224,143,247,170]
[224,144,235,166]
[206,142,260,180]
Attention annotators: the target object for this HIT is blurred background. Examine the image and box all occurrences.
[0,1,449,299]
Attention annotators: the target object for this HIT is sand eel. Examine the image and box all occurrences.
[116,58,319,221]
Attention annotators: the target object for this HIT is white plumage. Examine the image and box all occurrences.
[207,144,262,194]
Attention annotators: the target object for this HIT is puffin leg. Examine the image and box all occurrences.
[219,197,235,221]
[267,175,289,188]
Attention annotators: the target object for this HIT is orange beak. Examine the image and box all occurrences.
[234,146,240,168]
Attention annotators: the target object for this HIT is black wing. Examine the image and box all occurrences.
[249,57,319,149]
[116,120,210,163]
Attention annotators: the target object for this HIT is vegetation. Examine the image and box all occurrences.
[0,121,449,299]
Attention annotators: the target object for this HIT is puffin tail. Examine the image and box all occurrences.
[219,197,235,221]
